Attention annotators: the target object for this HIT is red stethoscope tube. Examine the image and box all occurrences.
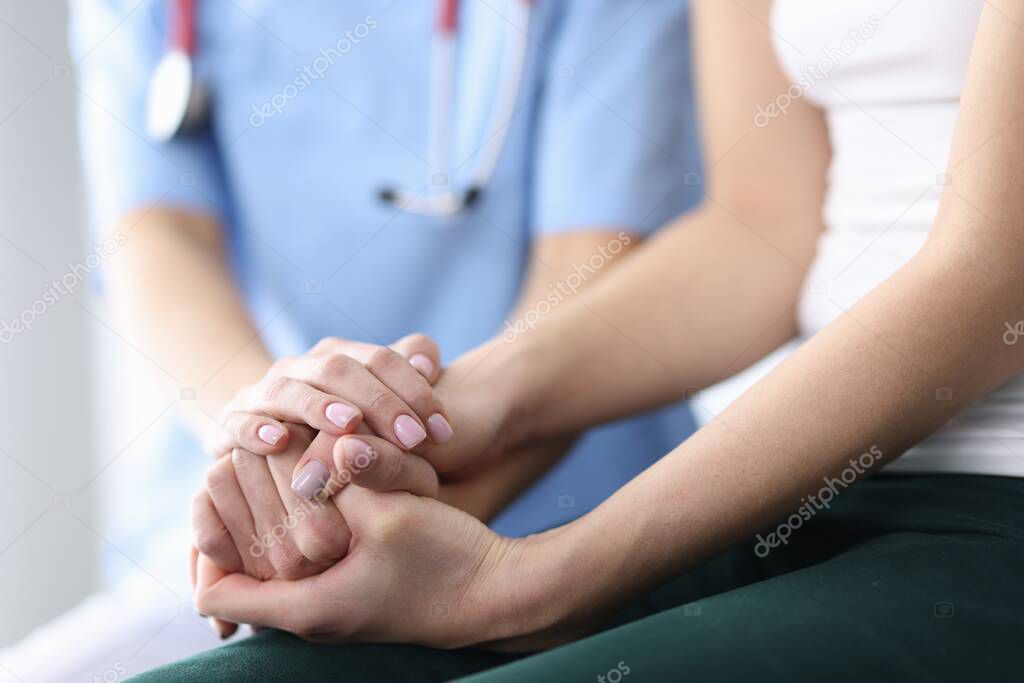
[169,0,197,55]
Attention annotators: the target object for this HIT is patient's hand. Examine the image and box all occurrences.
[192,424,438,636]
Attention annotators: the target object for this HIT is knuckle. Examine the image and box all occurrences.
[204,458,235,493]
[407,383,436,411]
[194,523,230,558]
[267,544,310,581]
[364,388,398,415]
[230,447,256,470]
[294,521,349,565]
[312,336,343,355]
[365,346,401,373]
[404,332,439,356]
[263,376,292,403]
[317,353,354,379]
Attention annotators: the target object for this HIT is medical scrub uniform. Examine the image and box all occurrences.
[69,0,701,579]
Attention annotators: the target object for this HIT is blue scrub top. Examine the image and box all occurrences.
[69,0,702,557]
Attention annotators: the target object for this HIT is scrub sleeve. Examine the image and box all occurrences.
[131,473,1024,682]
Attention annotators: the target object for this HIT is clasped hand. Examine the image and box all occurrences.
[189,334,524,647]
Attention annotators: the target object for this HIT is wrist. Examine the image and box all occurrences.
[479,519,614,649]
[444,335,553,449]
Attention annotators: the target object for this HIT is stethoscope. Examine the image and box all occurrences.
[146,0,209,143]
[147,0,531,217]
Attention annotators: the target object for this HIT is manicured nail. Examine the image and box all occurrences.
[409,353,435,379]
[394,414,427,449]
[326,402,359,429]
[426,414,453,443]
[257,424,284,446]
[342,437,374,470]
[291,460,330,500]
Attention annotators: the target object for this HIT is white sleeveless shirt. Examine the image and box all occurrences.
[697,0,1024,476]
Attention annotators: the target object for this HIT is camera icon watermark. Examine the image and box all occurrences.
[934,601,954,618]
[683,603,701,617]
[935,387,953,401]
[683,173,702,186]
[1003,321,1024,346]
[431,173,448,187]
[558,494,575,509]
[936,173,952,186]
[809,279,829,295]
[557,64,575,79]
[431,603,449,617]
[305,279,323,294]
[53,63,71,79]
[179,172,197,186]
[53,493,71,509]
[180,387,197,401]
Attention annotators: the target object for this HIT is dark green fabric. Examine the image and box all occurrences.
[134,474,1024,682]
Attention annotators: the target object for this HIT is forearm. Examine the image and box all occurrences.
[107,208,272,443]
[450,205,815,443]
[510,234,1024,641]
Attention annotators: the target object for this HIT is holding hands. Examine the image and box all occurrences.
[190,333,541,644]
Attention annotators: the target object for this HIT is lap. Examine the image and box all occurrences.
[133,474,1024,682]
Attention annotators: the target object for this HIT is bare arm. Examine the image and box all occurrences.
[490,0,1024,642]
[440,229,638,520]
[107,208,272,443]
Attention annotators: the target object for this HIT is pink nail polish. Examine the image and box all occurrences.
[257,424,284,445]
[409,353,435,379]
[394,415,427,449]
[426,414,453,444]
[326,403,359,429]
[292,460,330,500]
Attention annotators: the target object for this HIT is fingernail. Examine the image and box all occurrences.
[257,424,284,446]
[209,617,228,639]
[326,402,359,429]
[291,460,330,500]
[409,353,435,378]
[342,437,374,470]
[394,414,427,449]
[426,413,453,444]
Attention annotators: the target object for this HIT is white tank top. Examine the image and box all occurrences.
[697,0,1024,476]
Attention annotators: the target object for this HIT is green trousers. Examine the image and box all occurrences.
[134,474,1024,682]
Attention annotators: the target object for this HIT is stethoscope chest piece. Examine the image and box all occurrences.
[146,49,209,142]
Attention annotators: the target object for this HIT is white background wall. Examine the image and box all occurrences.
[0,0,98,647]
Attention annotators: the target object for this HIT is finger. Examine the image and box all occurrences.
[192,489,244,574]
[360,345,453,446]
[264,432,353,564]
[233,448,315,580]
[196,561,363,636]
[390,333,442,383]
[240,377,363,437]
[207,412,291,458]
[205,457,275,579]
[195,553,239,639]
[294,354,432,453]
[334,434,439,498]
[288,430,340,501]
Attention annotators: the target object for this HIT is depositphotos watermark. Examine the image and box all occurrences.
[1,230,127,344]
[249,446,378,558]
[502,231,632,342]
[249,15,379,127]
[754,15,883,128]
[754,445,883,557]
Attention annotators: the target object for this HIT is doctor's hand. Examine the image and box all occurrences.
[206,334,454,487]
[192,423,439,637]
